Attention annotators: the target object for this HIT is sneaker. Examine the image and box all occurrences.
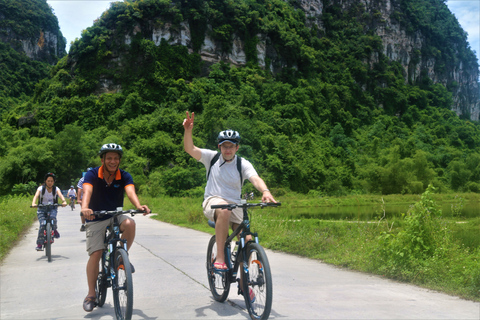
[83,296,96,312]
[80,225,86,232]
[248,288,255,303]
[54,230,60,239]
[35,244,43,251]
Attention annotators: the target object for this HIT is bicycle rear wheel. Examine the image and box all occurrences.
[241,243,272,320]
[206,235,230,302]
[113,248,133,320]
[95,254,108,307]
[45,222,52,262]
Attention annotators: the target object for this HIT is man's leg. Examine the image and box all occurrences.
[214,208,232,266]
[120,218,136,251]
[84,250,102,312]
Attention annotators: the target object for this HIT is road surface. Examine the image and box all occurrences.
[1,205,479,319]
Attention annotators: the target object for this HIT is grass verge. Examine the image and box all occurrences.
[145,189,480,301]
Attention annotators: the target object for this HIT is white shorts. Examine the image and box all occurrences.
[202,196,243,225]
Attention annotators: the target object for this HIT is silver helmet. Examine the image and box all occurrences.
[98,143,123,158]
[217,130,241,145]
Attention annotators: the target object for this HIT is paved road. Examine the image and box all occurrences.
[1,205,479,319]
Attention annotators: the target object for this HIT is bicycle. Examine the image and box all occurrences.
[93,209,144,320]
[69,195,75,210]
[31,203,60,262]
[206,201,281,320]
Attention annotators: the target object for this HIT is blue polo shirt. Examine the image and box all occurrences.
[83,166,134,222]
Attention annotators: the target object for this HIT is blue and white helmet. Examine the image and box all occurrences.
[217,130,241,145]
[98,143,123,158]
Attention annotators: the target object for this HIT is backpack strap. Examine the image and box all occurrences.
[40,185,45,204]
[206,152,221,182]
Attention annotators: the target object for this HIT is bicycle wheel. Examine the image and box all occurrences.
[95,254,108,307]
[206,235,230,302]
[241,243,272,320]
[113,248,133,320]
[45,222,52,262]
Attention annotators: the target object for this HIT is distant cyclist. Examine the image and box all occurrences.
[80,143,151,313]
[67,186,77,209]
[183,111,276,271]
[31,173,67,251]
[77,168,92,232]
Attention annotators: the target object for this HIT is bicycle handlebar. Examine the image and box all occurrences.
[211,202,281,210]
[92,209,146,217]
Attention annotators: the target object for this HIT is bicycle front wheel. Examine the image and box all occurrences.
[206,235,230,302]
[113,248,133,320]
[241,243,272,320]
[45,222,52,262]
[95,254,108,307]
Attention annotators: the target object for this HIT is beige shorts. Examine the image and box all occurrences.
[85,215,131,255]
[203,196,243,226]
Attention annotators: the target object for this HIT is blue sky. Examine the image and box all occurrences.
[47,0,479,67]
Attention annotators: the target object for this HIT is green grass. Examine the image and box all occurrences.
[0,195,37,260]
[144,191,480,301]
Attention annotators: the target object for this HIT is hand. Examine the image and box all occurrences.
[81,208,94,220]
[138,205,151,216]
[261,191,276,203]
[61,201,67,207]
[182,111,195,131]
[31,204,37,207]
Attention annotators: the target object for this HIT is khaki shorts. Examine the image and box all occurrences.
[85,215,131,255]
[203,196,243,226]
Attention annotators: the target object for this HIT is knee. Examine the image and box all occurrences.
[89,250,102,263]
[121,218,136,232]
[215,209,231,224]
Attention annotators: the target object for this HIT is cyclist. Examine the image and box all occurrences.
[183,111,276,272]
[67,185,77,209]
[31,173,67,251]
[77,168,92,232]
[80,143,151,313]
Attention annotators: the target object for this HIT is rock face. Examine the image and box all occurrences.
[0,3,66,65]
[135,0,478,120]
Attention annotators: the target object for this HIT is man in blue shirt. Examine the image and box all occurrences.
[80,143,150,313]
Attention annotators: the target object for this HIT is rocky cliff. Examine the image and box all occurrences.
[0,0,66,65]
[125,0,478,120]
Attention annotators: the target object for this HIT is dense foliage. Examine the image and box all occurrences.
[0,0,479,196]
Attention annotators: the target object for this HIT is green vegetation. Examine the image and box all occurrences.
[0,195,37,260]
[1,0,479,196]
[147,187,480,300]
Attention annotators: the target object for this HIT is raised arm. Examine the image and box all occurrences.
[249,175,276,203]
[183,111,202,161]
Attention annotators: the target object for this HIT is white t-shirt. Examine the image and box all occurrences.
[67,189,76,196]
[37,186,56,205]
[199,149,258,202]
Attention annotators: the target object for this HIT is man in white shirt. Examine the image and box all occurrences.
[182,111,276,271]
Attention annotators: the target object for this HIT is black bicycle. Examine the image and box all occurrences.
[93,209,144,320]
[207,201,281,320]
[69,195,76,210]
[31,203,60,262]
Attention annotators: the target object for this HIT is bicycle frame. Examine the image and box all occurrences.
[211,202,280,278]
[94,209,144,320]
